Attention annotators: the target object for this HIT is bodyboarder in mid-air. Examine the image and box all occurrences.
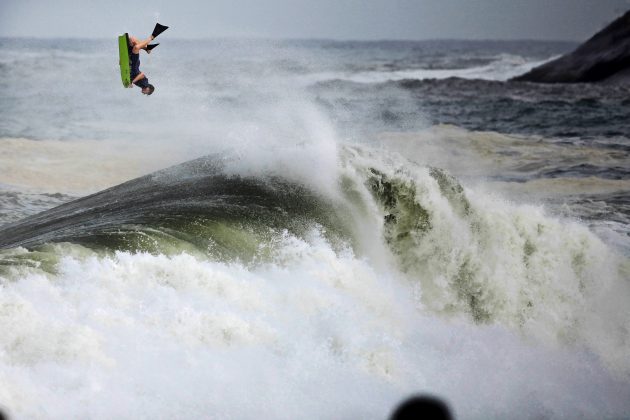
[128,23,168,95]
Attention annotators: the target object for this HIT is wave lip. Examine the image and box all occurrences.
[0,154,348,259]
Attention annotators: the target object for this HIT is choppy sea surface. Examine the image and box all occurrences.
[0,38,629,419]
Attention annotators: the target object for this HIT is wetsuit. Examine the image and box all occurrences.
[130,51,150,89]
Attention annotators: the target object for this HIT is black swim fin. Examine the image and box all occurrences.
[152,23,169,38]
[145,43,159,51]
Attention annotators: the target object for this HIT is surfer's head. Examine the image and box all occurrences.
[142,84,155,95]
[129,36,138,46]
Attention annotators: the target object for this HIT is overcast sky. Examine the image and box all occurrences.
[1,0,628,41]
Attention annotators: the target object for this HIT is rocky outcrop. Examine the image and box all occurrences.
[512,10,630,83]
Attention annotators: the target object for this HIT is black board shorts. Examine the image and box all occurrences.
[131,69,149,89]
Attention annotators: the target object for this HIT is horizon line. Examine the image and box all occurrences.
[0,35,581,44]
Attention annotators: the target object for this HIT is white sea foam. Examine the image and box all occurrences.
[1,230,629,419]
[0,137,188,195]
[300,54,557,84]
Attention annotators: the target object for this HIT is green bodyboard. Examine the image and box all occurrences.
[118,33,131,87]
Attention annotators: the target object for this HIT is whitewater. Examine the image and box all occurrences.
[0,38,629,419]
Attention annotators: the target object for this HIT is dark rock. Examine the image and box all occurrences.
[512,10,630,83]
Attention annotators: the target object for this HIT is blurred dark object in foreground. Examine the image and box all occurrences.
[390,395,453,420]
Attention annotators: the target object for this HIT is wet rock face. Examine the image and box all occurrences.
[512,10,630,83]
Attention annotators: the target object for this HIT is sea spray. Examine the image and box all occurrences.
[340,146,630,374]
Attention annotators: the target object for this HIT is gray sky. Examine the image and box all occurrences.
[1,0,628,41]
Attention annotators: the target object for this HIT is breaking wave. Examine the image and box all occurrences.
[2,146,628,376]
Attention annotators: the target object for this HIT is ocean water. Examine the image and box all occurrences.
[0,38,629,419]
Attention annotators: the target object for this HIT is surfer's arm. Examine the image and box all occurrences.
[132,36,154,53]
